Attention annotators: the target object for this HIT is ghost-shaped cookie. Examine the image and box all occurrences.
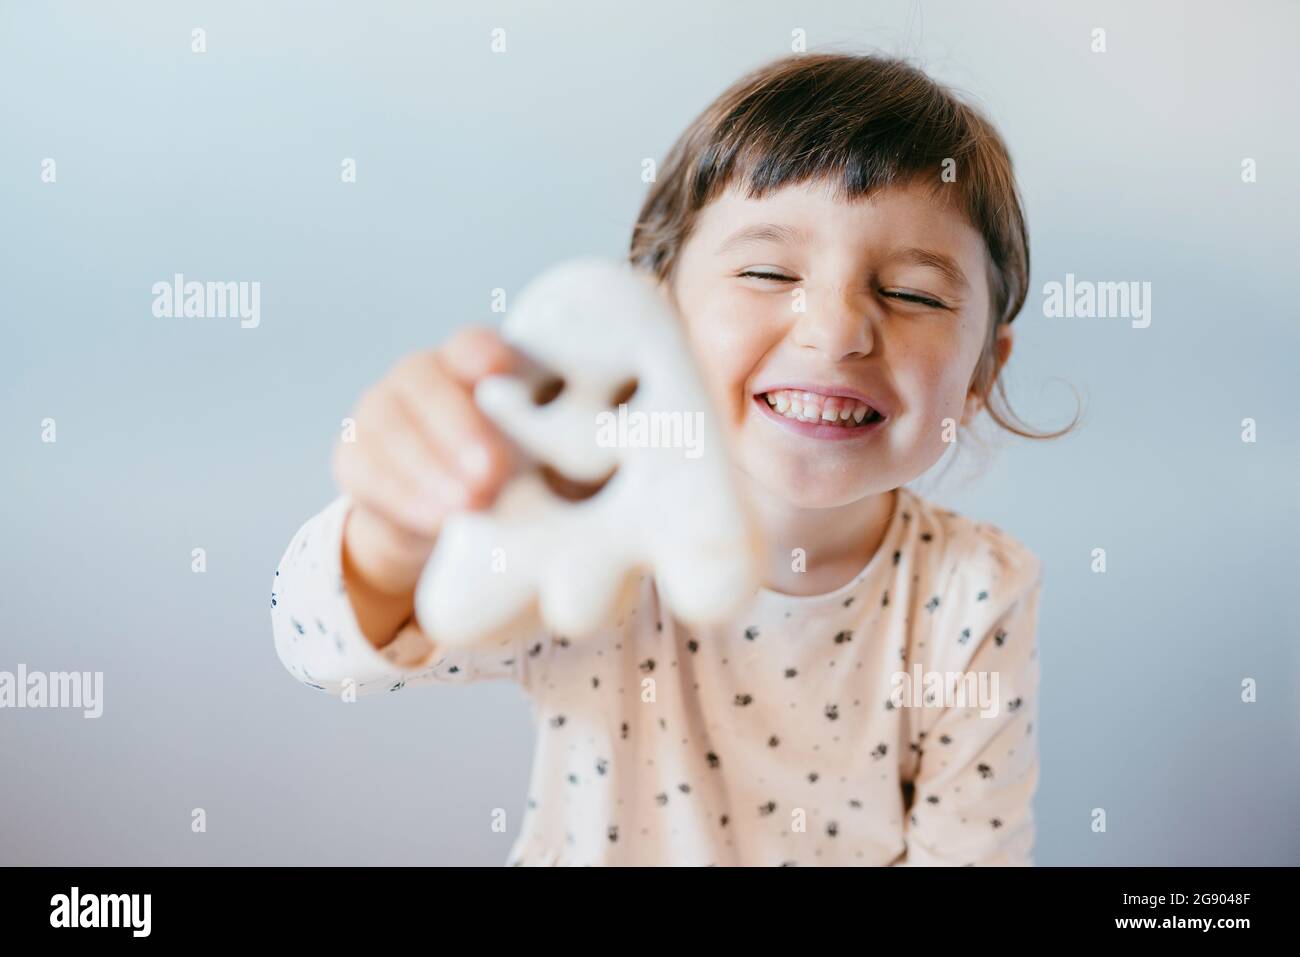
[413,258,760,650]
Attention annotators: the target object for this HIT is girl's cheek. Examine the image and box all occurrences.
[686,290,767,361]
[677,300,756,423]
[896,347,971,435]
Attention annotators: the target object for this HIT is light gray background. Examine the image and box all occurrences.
[2,0,1297,865]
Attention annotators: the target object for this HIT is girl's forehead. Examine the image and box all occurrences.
[697,179,982,252]
[715,176,957,217]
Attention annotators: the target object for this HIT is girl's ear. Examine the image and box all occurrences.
[961,323,1014,425]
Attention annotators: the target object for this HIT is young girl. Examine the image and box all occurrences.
[271,52,1072,866]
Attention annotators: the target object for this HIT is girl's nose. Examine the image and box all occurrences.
[790,285,877,360]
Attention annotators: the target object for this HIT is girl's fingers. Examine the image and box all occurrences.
[392,360,517,509]
[335,443,441,540]
[438,326,531,386]
[334,400,462,539]
[375,386,473,511]
[440,327,559,410]
[339,331,533,550]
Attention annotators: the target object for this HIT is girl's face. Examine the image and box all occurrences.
[668,178,1009,509]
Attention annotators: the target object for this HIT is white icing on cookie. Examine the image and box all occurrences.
[415,258,760,649]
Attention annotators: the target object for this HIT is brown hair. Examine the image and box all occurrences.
[629,52,1078,441]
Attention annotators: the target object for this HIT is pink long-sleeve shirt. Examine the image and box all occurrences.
[271,484,1044,866]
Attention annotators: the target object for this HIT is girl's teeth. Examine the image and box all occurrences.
[760,390,875,427]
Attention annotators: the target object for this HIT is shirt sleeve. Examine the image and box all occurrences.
[270,494,551,697]
[894,556,1044,866]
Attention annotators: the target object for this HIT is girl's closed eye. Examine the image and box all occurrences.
[736,268,952,311]
[879,288,951,310]
[736,268,798,283]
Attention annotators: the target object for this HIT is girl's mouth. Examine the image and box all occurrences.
[752,389,887,441]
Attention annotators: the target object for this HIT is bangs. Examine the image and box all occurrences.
[691,65,976,209]
[634,52,1028,326]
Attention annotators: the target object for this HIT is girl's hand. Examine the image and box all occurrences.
[332,327,527,646]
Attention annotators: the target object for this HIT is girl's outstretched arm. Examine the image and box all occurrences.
[271,495,548,696]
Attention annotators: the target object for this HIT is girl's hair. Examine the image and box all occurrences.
[629,52,1079,441]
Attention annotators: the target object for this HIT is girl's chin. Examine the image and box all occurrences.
[735,466,875,510]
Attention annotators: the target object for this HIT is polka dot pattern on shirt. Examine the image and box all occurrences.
[272,485,1044,866]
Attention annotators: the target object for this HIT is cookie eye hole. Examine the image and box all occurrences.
[532,376,565,406]
[609,377,639,407]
